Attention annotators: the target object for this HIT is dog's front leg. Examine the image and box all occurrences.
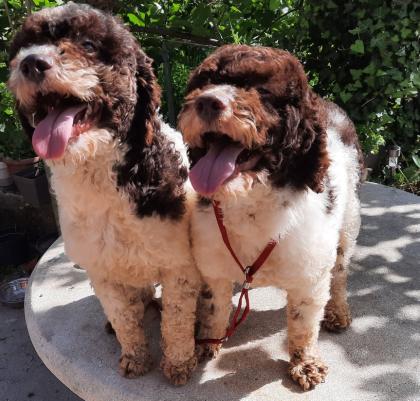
[89,277,153,377]
[160,269,200,386]
[196,278,233,361]
[286,277,330,391]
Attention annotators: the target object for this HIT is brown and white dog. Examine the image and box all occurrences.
[178,45,362,390]
[8,3,200,385]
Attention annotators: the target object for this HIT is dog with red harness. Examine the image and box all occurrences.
[178,44,362,390]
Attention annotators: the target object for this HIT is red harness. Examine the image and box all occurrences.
[197,200,278,345]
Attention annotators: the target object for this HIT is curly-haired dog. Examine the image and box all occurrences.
[178,45,362,390]
[8,3,200,385]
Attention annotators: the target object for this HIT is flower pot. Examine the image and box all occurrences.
[12,166,51,207]
[0,230,29,267]
[4,156,40,175]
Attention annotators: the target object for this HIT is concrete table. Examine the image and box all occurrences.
[25,183,420,401]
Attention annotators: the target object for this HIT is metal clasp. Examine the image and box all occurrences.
[243,266,252,289]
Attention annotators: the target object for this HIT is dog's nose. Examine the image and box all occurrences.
[20,54,52,83]
[195,96,226,120]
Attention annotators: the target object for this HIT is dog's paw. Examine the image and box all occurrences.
[119,350,153,378]
[288,357,328,391]
[196,343,222,362]
[322,303,352,332]
[160,354,197,386]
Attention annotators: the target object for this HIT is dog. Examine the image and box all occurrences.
[8,3,200,385]
[178,44,362,390]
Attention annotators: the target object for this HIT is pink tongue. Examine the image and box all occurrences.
[189,143,244,196]
[32,105,85,159]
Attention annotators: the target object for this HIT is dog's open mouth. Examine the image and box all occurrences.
[31,93,99,160]
[189,132,262,196]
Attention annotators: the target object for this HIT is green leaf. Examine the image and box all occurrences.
[3,107,13,116]
[412,154,420,169]
[171,3,181,13]
[350,39,365,54]
[269,0,281,11]
[350,69,362,80]
[326,1,337,9]
[401,28,412,39]
[127,13,144,27]
[363,62,375,75]
[340,92,352,103]
[348,27,361,35]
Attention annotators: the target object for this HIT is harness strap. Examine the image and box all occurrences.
[197,201,278,345]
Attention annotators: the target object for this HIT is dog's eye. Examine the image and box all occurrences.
[82,40,97,53]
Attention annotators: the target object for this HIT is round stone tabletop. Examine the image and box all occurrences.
[25,183,420,401]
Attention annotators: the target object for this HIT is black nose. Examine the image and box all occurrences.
[195,96,226,120]
[20,54,52,83]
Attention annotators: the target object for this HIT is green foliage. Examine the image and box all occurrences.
[0,0,418,191]
[0,51,33,159]
[116,0,301,120]
[294,0,420,164]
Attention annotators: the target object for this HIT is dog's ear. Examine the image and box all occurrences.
[269,89,329,194]
[127,49,161,146]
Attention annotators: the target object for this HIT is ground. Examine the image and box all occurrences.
[0,303,81,401]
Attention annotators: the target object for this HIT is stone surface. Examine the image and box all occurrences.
[24,183,420,401]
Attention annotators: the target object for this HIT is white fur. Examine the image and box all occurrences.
[193,128,360,288]
[9,44,99,110]
[49,124,196,284]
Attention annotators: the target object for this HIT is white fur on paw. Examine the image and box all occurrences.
[289,357,328,391]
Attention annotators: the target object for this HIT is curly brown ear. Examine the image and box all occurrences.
[269,92,329,193]
[128,51,161,146]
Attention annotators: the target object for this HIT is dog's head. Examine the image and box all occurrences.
[178,44,329,198]
[8,2,160,162]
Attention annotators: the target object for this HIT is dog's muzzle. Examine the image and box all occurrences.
[20,54,52,83]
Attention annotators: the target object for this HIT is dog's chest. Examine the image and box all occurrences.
[197,185,338,287]
[49,159,162,281]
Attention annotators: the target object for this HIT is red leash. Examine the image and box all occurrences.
[197,200,278,345]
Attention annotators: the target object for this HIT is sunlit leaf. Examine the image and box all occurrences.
[350,39,365,54]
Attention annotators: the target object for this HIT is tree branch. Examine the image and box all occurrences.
[128,25,221,47]
[3,0,14,30]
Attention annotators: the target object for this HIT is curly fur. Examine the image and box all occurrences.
[178,45,362,390]
[9,2,199,385]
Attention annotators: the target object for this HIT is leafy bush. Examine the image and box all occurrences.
[0,0,418,191]
[295,1,419,165]
[0,52,33,159]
